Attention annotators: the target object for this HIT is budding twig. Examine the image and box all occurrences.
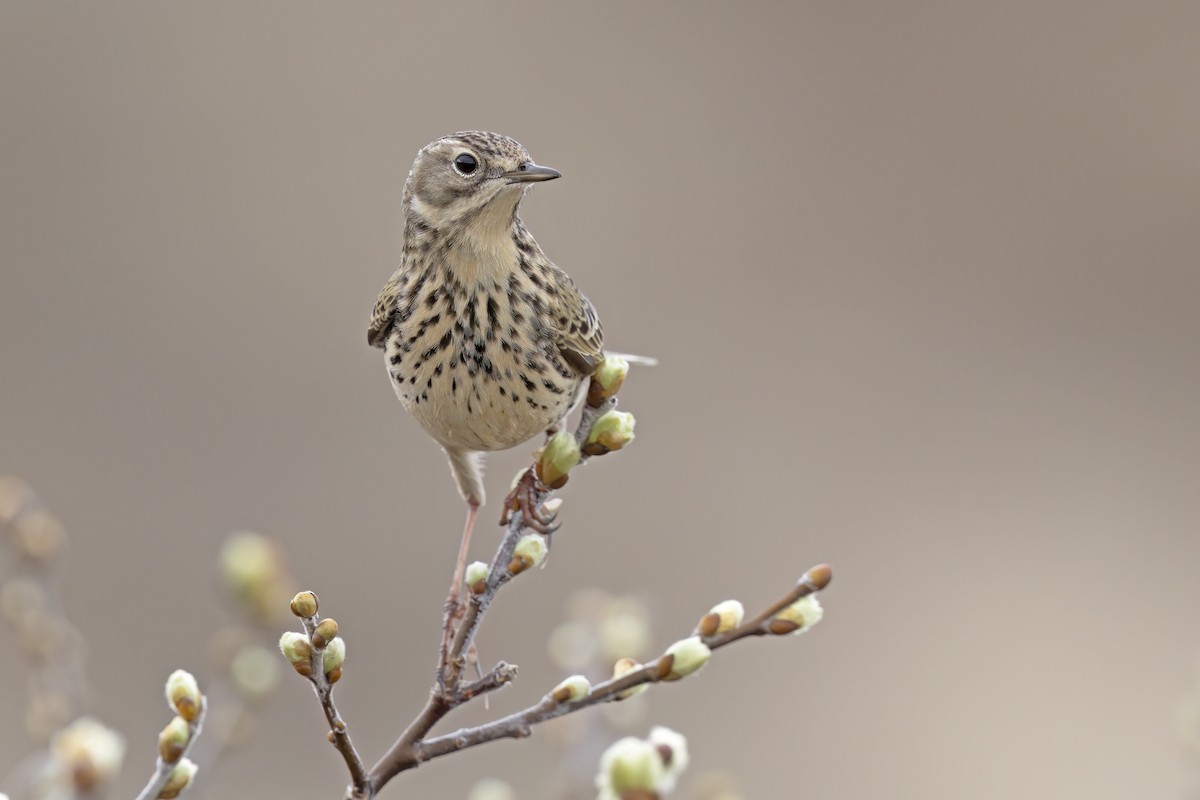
[134,695,206,800]
[286,595,370,797]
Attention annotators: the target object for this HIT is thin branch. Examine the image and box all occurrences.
[134,697,207,800]
[407,568,830,766]
[298,613,370,797]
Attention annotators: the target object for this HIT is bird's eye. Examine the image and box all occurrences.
[453,153,478,175]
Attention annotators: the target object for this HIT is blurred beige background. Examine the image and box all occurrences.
[3,2,1200,798]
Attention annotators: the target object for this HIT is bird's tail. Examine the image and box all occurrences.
[444,446,485,507]
[607,351,659,367]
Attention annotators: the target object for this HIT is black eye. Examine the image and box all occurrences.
[453,153,478,175]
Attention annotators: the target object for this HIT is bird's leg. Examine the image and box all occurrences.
[440,500,479,679]
[499,468,561,535]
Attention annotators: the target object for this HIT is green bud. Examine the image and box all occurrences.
[587,355,629,406]
[508,534,548,574]
[465,561,490,593]
[537,431,580,488]
[663,636,711,680]
[583,410,635,456]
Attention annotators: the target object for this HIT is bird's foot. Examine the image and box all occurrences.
[500,467,561,535]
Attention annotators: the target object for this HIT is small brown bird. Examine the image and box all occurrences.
[369,131,604,605]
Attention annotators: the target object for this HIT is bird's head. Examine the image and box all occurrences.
[404,131,560,231]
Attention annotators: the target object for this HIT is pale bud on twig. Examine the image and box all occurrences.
[769,595,824,635]
[697,599,745,636]
[583,410,636,456]
[158,716,189,763]
[290,591,318,618]
[508,533,548,575]
[612,657,648,700]
[164,670,202,722]
[537,431,581,488]
[158,757,197,799]
[587,355,629,407]
[465,561,490,594]
[278,631,312,675]
[662,636,712,680]
[551,674,591,704]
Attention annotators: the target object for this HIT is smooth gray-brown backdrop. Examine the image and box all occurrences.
[3,2,1199,798]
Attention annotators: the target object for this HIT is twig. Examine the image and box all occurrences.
[134,697,207,800]
[297,613,370,797]
[408,568,830,766]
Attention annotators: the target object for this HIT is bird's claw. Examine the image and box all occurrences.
[500,467,560,534]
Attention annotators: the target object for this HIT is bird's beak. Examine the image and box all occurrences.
[505,162,562,183]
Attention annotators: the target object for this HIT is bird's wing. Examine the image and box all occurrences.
[551,274,605,376]
[367,268,402,349]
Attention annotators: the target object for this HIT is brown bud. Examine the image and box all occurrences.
[312,618,338,650]
[327,731,336,743]
[805,564,833,590]
[293,661,312,678]
[768,618,800,635]
[653,654,674,680]
[696,612,721,638]
[326,666,342,684]
[290,591,318,618]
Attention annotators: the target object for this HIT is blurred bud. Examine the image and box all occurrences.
[613,657,648,700]
[165,670,202,722]
[551,674,591,704]
[278,631,312,665]
[230,644,281,701]
[648,726,690,790]
[547,620,599,671]
[583,410,636,456]
[219,530,294,626]
[290,591,318,618]
[311,618,339,650]
[158,716,189,763]
[50,717,127,792]
[12,508,67,563]
[596,736,666,799]
[537,431,580,488]
[587,355,629,407]
[0,474,35,526]
[598,597,652,662]
[465,561,490,594]
[770,595,824,635]
[158,757,197,799]
[663,636,712,680]
[467,778,517,800]
[508,534,548,575]
[322,637,346,675]
[697,600,745,637]
[326,666,343,684]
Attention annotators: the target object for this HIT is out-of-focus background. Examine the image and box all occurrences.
[3,2,1199,798]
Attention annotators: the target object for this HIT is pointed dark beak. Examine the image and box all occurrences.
[505,162,561,183]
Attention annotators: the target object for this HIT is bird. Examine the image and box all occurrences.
[368,131,605,613]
